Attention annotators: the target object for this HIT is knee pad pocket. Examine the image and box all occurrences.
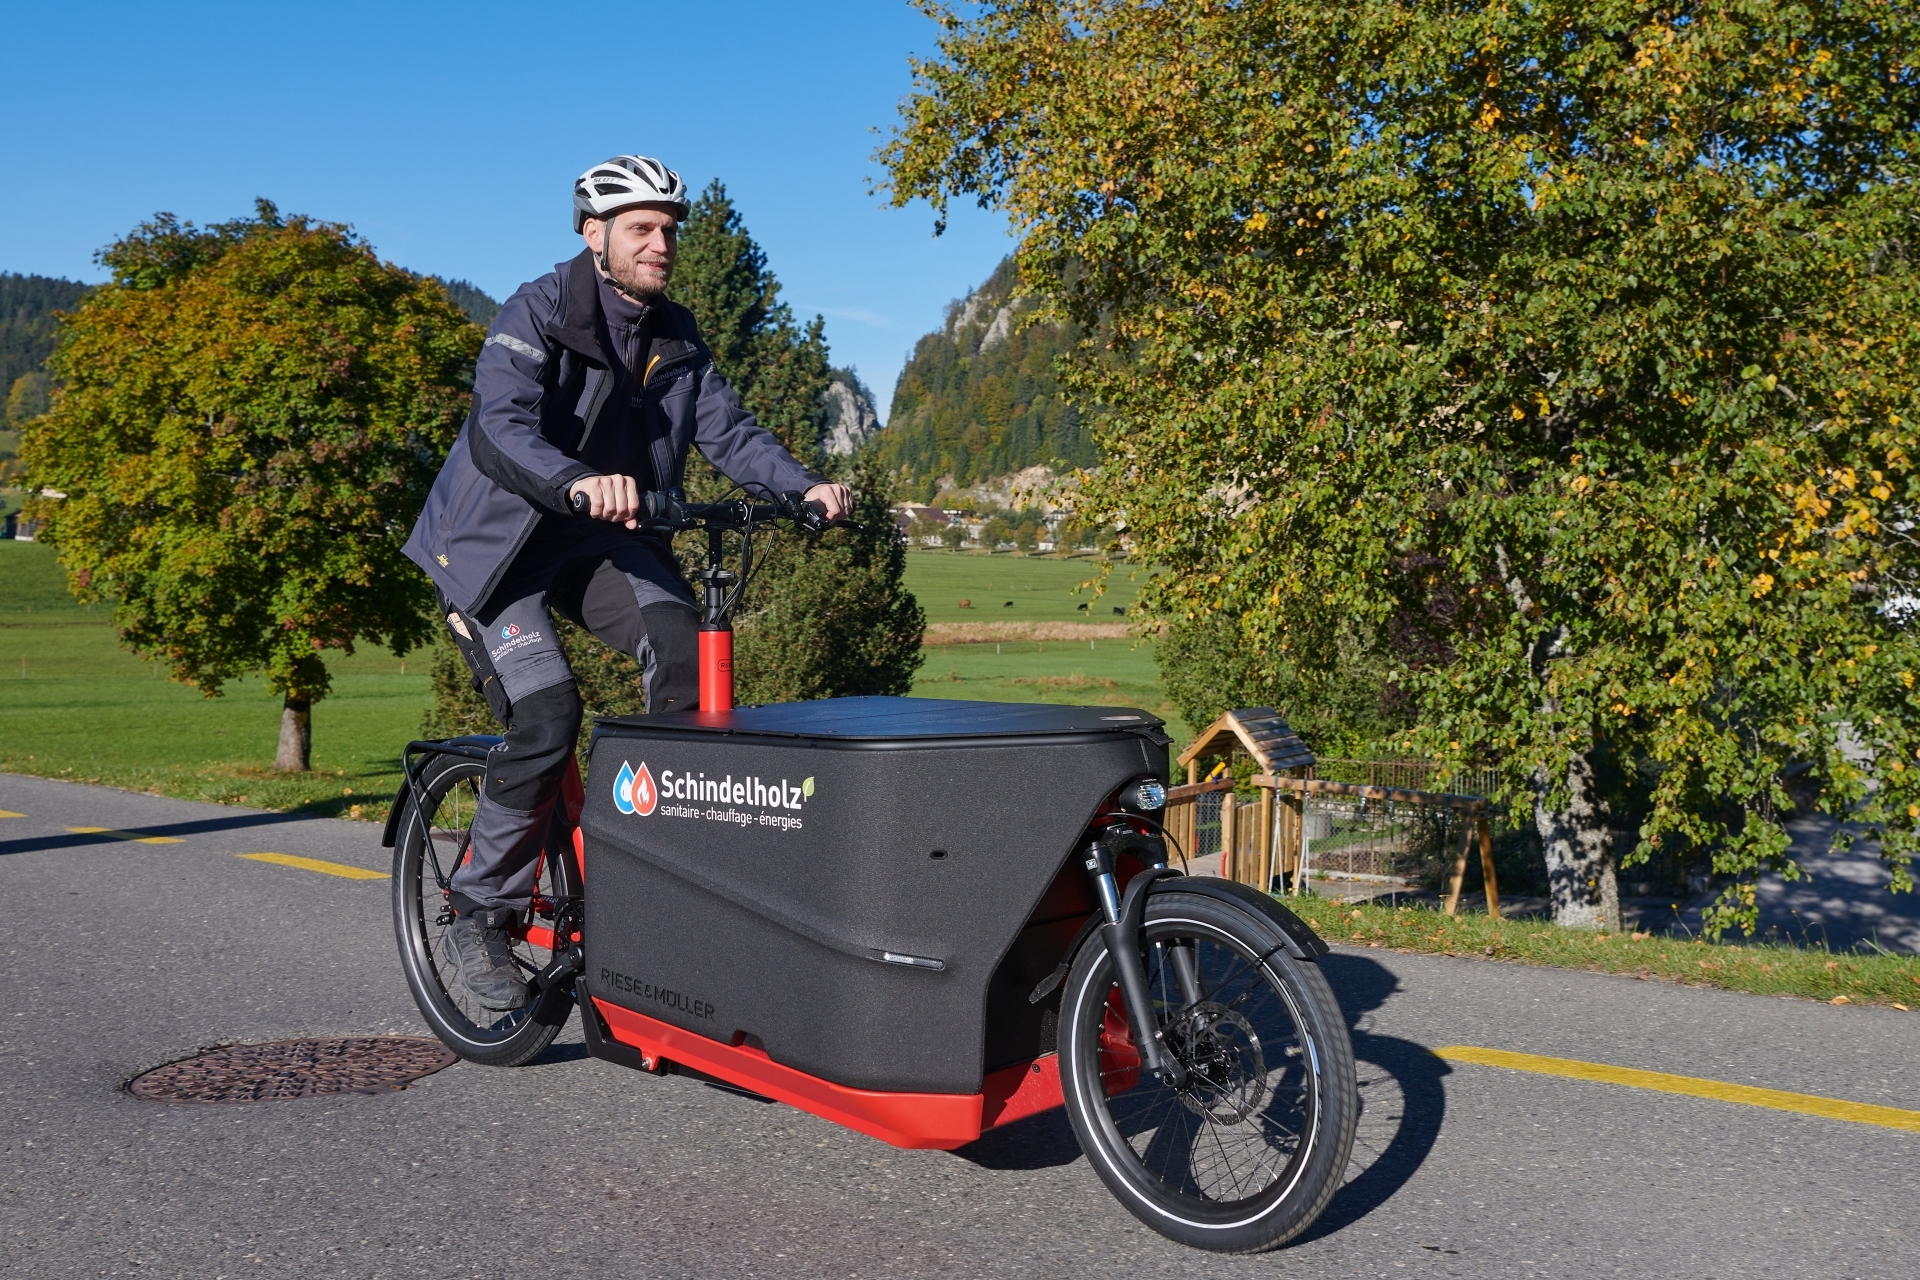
[487,682,582,809]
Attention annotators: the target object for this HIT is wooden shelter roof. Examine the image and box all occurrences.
[1176,707,1316,775]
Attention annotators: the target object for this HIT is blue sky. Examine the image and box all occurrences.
[0,1,1011,419]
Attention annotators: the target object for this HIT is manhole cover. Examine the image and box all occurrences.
[128,1037,457,1103]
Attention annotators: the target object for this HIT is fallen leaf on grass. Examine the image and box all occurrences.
[1830,995,1852,1005]
[1893,1003,1911,1012]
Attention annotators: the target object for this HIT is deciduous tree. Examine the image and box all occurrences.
[884,0,1920,932]
[23,201,477,770]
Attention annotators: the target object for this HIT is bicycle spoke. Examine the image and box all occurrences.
[1083,922,1320,1213]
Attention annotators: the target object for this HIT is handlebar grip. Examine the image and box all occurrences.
[568,488,591,517]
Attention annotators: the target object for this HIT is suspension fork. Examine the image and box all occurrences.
[1083,839,1189,1088]
[696,523,736,711]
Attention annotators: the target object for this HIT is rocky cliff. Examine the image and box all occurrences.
[821,368,880,456]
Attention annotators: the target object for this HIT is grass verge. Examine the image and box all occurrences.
[1281,894,1920,1009]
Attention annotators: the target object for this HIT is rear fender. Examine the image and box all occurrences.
[381,735,503,848]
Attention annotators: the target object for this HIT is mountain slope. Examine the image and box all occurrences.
[1,273,93,428]
[872,258,1092,503]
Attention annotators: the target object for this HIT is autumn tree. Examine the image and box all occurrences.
[884,1,1920,932]
[23,200,477,770]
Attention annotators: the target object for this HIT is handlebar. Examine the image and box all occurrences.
[567,486,840,535]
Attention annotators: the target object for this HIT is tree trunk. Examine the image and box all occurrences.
[274,696,312,772]
[1533,748,1621,931]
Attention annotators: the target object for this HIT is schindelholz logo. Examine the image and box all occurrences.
[500,623,521,640]
[612,761,658,816]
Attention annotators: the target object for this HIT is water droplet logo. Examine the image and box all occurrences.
[611,760,657,816]
[500,623,521,640]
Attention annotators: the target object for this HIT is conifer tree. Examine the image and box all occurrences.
[427,183,923,739]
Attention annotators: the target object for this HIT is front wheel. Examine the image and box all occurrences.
[392,750,576,1067]
[1058,888,1357,1253]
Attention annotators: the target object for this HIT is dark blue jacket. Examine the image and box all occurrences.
[405,250,823,612]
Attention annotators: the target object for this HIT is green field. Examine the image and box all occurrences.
[0,541,1180,818]
[0,540,429,817]
[901,547,1145,623]
[901,548,1181,735]
[911,636,1180,735]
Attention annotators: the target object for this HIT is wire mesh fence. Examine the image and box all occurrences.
[1296,791,1473,892]
[1314,758,1501,805]
[1191,789,1225,868]
[1167,766,1499,906]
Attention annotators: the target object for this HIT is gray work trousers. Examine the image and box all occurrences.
[441,532,699,914]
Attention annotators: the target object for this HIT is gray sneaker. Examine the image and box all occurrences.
[446,909,532,1011]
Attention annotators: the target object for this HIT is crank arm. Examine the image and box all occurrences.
[533,947,584,994]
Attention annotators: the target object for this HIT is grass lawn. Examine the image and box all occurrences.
[1,541,1178,821]
[901,548,1144,624]
[1283,894,1920,1009]
[911,638,1184,738]
[0,540,429,819]
[7,540,1909,988]
[900,548,1184,734]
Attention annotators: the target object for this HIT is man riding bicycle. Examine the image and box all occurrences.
[403,154,849,1011]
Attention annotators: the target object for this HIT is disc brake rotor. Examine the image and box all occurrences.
[1167,1000,1268,1122]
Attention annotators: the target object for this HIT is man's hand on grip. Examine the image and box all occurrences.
[803,482,851,522]
[568,474,641,528]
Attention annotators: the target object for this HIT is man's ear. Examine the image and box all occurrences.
[583,218,604,254]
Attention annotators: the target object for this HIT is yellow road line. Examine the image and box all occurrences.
[1437,1045,1920,1134]
[67,825,183,845]
[0,810,24,818]
[239,851,387,880]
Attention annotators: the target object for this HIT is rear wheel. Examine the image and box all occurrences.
[1058,889,1356,1253]
[392,751,575,1067]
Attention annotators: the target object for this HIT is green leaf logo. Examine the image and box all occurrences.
[802,776,815,799]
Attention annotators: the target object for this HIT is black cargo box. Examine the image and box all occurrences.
[579,696,1169,1095]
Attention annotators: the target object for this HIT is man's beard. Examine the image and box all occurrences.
[606,256,669,301]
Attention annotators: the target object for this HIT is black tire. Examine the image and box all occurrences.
[391,751,575,1067]
[1058,888,1357,1253]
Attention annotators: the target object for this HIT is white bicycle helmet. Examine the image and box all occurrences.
[572,155,690,232]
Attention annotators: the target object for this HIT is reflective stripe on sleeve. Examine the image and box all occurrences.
[485,332,548,364]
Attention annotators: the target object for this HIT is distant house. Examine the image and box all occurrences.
[2,511,38,541]
[894,504,957,547]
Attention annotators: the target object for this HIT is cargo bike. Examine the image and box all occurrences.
[384,491,1358,1254]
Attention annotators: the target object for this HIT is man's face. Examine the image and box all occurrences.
[585,206,678,298]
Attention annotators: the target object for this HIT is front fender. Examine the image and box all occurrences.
[1145,875,1330,961]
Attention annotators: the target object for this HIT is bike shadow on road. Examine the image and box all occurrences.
[0,809,327,857]
[1290,951,1450,1245]
[950,951,1451,1192]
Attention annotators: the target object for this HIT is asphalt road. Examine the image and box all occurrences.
[3,771,1918,1279]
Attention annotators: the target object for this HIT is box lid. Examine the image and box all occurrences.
[595,695,1166,744]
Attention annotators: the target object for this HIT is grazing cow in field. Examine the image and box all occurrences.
[1076,602,1088,611]
[1004,600,1014,608]
[959,599,971,609]
[1113,606,1124,615]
